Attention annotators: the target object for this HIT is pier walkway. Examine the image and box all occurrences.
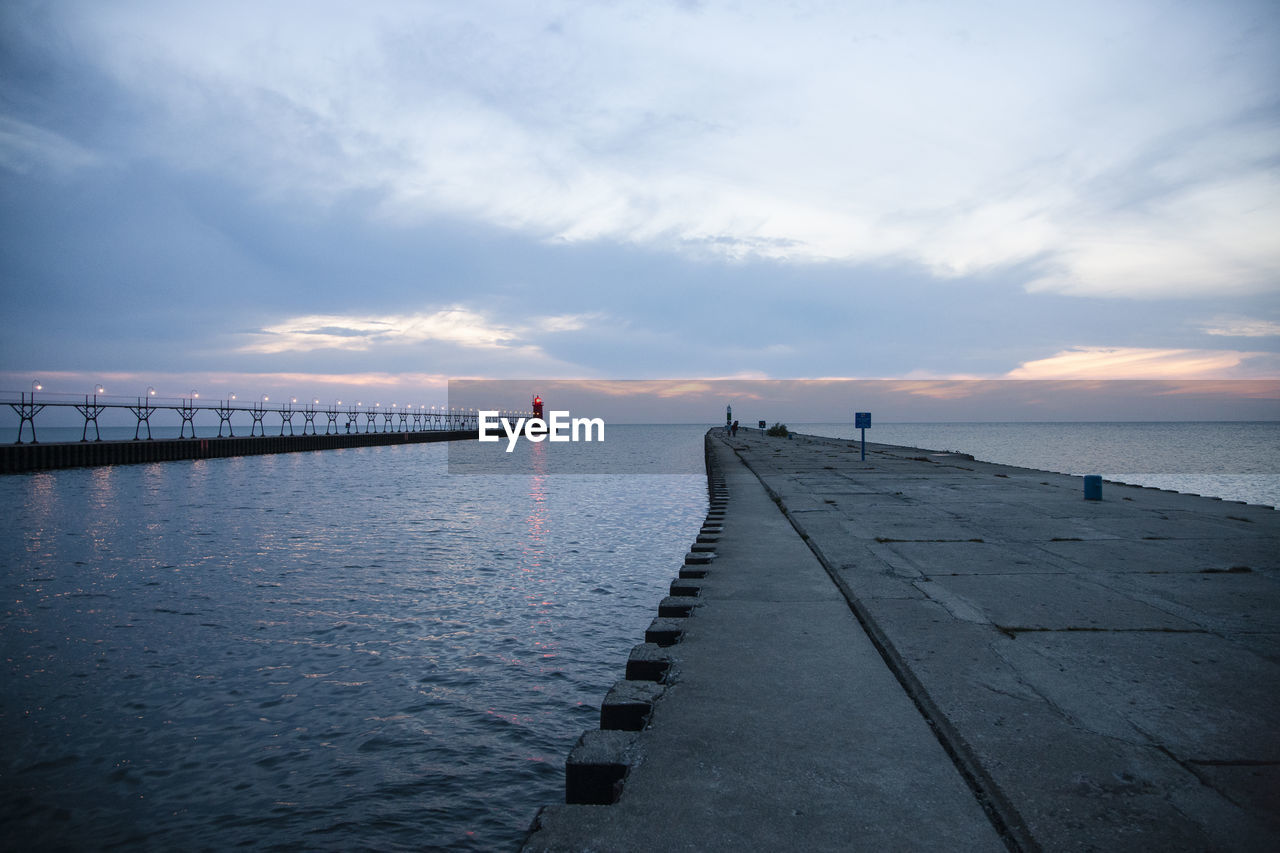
[524,430,1280,851]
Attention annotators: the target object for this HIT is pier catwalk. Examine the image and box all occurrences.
[524,431,1280,851]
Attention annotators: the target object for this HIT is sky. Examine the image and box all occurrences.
[1,0,1278,417]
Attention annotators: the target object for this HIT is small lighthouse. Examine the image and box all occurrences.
[532,395,544,419]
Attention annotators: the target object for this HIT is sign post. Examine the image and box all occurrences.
[854,412,871,461]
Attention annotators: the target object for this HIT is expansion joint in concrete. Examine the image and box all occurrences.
[993,625,1212,638]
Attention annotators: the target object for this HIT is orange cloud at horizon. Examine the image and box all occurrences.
[1005,346,1277,380]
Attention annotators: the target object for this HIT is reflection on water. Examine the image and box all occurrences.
[526,439,549,572]
[1,431,707,850]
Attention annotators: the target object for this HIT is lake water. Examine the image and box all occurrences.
[1,425,709,851]
[799,421,1280,508]
[3,421,1276,851]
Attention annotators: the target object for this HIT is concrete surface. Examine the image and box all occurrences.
[523,431,1279,852]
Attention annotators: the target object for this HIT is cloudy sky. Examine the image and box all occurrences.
[1,0,1277,409]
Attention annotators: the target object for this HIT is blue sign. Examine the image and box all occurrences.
[855,412,871,429]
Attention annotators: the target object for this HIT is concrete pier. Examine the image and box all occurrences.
[0,429,474,473]
[523,430,1280,851]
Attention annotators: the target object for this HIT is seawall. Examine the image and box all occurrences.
[0,430,474,474]
[523,429,1279,851]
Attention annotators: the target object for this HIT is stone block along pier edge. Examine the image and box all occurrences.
[522,429,1279,852]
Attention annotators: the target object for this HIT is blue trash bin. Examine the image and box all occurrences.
[1084,475,1102,501]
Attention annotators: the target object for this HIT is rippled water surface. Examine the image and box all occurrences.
[1,428,708,850]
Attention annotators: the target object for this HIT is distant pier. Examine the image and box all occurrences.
[524,429,1280,852]
[1,391,531,473]
[0,429,476,474]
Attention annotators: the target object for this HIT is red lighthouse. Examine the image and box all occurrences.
[532,395,543,419]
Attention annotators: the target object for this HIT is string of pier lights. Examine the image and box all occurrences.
[27,382,516,419]
[11,381,527,444]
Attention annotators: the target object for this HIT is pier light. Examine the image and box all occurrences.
[32,379,42,392]
[95,384,105,394]
[262,394,269,403]
[229,392,236,401]
[313,399,319,406]
[147,386,156,397]
[190,390,199,399]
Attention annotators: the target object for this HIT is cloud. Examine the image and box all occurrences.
[447,377,1280,424]
[1006,346,1279,379]
[239,308,523,354]
[0,115,101,175]
[27,1,1278,299]
[232,306,617,381]
[543,379,754,400]
[1202,316,1280,338]
[535,313,602,333]
[1025,173,1280,298]
[4,2,1279,399]
[0,369,455,404]
[886,380,997,400]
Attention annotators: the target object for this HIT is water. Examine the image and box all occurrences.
[5,421,1276,850]
[800,421,1280,507]
[1,426,709,851]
